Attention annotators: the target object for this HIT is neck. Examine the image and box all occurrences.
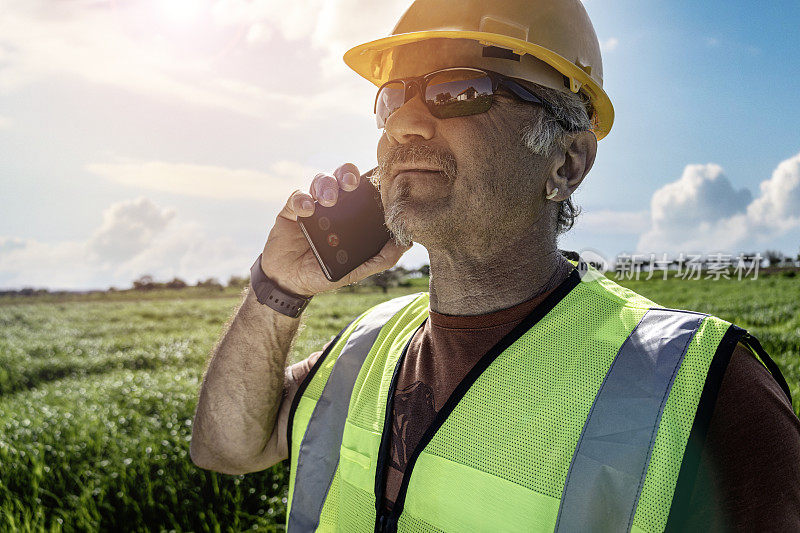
[426,231,573,316]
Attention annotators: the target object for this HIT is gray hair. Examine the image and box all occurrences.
[518,82,594,235]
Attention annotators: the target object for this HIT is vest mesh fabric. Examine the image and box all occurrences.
[337,474,375,531]
[398,513,446,533]
[631,315,729,531]
[346,296,430,431]
[287,268,733,532]
[287,294,430,531]
[318,469,341,530]
[338,296,430,531]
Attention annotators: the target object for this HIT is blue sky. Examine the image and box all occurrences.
[1,0,799,289]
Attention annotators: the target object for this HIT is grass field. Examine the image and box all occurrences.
[1,275,798,531]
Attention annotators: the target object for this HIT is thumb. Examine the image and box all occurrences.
[378,239,413,268]
[347,240,412,282]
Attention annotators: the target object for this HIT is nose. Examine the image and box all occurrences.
[383,85,437,145]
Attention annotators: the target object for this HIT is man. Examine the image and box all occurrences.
[190,0,800,531]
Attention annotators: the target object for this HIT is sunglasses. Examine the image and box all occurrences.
[374,66,572,130]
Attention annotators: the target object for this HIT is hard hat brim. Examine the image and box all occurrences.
[343,30,614,140]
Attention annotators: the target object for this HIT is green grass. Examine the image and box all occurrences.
[0,275,797,531]
[0,285,427,532]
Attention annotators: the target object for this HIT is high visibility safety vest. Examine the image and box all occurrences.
[285,263,791,533]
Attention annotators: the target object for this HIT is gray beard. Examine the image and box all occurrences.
[384,183,415,247]
[375,143,458,248]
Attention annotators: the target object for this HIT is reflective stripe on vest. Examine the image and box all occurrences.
[555,308,705,532]
[287,293,422,532]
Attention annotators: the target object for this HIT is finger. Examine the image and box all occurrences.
[333,163,361,192]
[310,173,340,207]
[278,190,315,221]
[375,239,414,269]
[350,239,413,281]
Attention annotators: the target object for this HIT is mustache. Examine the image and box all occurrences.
[373,144,458,191]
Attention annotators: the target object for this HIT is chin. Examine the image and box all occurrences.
[385,203,415,248]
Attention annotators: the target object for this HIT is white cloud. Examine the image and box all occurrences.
[705,37,720,47]
[636,153,800,253]
[209,0,408,78]
[0,0,379,119]
[600,37,619,52]
[0,192,430,290]
[210,0,404,52]
[245,23,272,45]
[88,198,175,263]
[746,153,800,229]
[0,198,252,290]
[0,238,92,290]
[0,237,27,254]
[650,163,752,229]
[86,158,318,202]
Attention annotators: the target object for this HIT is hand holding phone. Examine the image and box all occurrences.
[297,168,393,282]
[258,163,411,298]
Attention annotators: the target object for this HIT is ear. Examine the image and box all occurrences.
[545,130,598,201]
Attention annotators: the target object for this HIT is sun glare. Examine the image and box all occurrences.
[158,0,206,26]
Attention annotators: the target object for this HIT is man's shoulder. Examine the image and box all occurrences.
[719,341,796,418]
[687,340,800,528]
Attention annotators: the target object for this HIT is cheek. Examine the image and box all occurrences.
[460,110,546,200]
[456,113,521,176]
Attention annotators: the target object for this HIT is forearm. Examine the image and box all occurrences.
[190,286,301,473]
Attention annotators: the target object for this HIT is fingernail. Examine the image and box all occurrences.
[344,172,357,187]
[302,200,313,211]
[323,190,336,203]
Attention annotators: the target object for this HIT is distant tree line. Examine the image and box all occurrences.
[352,265,426,294]
[3,249,797,298]
[131,274,233,291]
[126,265,432,294]
[121,250,798,294]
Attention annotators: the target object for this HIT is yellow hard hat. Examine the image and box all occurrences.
[343,0,614,140]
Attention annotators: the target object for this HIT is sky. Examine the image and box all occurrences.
[1,0,799,290]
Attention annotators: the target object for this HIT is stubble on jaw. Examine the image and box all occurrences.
[384,181,414,247]
[375,143,458,247]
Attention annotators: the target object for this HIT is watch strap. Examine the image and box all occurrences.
[250,254,312,318]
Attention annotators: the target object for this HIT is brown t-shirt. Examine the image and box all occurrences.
[290,292,800,529]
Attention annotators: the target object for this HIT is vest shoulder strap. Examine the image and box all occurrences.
[555,307,707,532]
[287,292,425,532]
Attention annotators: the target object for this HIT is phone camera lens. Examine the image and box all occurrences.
[327,233,339,247]
[336,250,348,264]
[318,216,330,231]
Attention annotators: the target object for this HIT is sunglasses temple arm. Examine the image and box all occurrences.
[502,79,574,132]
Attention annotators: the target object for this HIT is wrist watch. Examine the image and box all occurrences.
[250,254,312,318]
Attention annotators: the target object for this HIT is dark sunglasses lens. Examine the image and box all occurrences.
[424,70,493,119]
[375,81,405,128]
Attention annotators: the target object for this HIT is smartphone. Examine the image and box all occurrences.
[297,167,393,282]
